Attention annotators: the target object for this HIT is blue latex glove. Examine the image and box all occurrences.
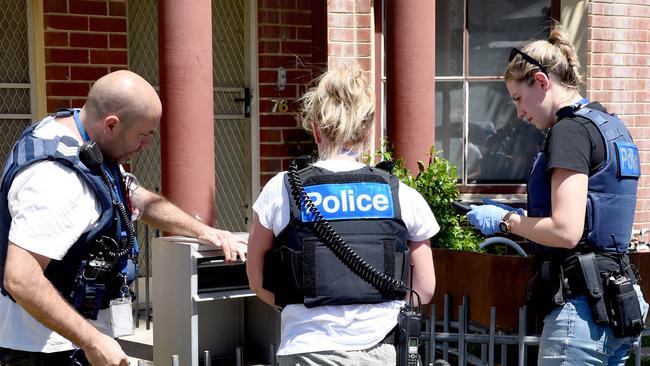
[467,204,508,236]
[482,198,525,217]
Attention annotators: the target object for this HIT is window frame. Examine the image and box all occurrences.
[436,0,560,195]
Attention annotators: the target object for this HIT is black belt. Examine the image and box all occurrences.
[562,261,639,299]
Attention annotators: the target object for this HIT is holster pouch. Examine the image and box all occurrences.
[262,246,303,307]
[603,267,644,338]
[527,260,564,316]
[576,253,609,325]
[70,259,110,320]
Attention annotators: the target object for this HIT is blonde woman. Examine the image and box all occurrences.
[467,24,648,365]
[246,64,437,365]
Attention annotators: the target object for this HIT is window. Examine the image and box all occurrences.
[435,0,551,186]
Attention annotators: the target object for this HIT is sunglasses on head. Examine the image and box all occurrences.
[509,48,547,75]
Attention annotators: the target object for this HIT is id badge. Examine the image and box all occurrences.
[109,297,134,337]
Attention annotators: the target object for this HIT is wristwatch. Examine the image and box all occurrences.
[499,210,517,234]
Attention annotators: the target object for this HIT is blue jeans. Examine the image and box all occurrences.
[538,284,648,365]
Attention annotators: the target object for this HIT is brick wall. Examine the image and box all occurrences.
[43,0,127,112]
[587,1,650,232]
[327,0,373,71]
[257,0,321,185]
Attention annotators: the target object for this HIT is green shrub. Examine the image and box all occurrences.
[377,145,482,252]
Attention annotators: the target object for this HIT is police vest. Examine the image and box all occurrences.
[527,107,640,255]
[0,120,136,313]
[262,164,410,308]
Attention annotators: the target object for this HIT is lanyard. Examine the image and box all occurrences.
[72,110,91,142]
[573,98,590,110]
[73,110,124,203]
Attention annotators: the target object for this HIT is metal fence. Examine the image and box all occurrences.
[423,293,650,366]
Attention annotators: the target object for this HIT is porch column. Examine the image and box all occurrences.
[158,0,215,225]
[385,0,435,173]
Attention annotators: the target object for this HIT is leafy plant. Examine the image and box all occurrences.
[377,145,482,252]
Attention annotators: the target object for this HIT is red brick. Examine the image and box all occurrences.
[70,33,108,48]
[590,40,614,53]
[260,158,282,172]
[71,97,88,106]
[44,0,68,13]
[259,55,295,68]
[287,69,313,83]
[601,3,626,16]
[329,56,371,71]
[329,42,354,56]
[259,10,280,24]
[356,14,372,28]
[260,143,291,157]
[259,40,280,54]
[46,65,70,80]
[329,28,354,42]
[260,129,282,143]
[44,31,68,47]
[637,43,650,54]
[590,66,614,78]
[259,69,278,84]
[90,50,127,65]
[109,34,127,48]
[45,15,89,31]
[296,0,311,11]
[108,66,128,73]
[109,1,126,16]
[281,11,312,26]
[628,5,650,17]
[282,40,312,55]
[296,26,311,40]
[328,13,354,28]
[356,43,371,57]
[282,128,312,143]
[260,173,274,186]
[46,81,91,97]
[259,25,282,39]
[46,48,89,63]
[356,28,371,42]
[260,114,300,128]
[70,0,107,15]
[355,0,372,13]
[258,85,298,99]
[47,98,72,112]
[89,17,126,32]
[612,67,636,78]
[259,0,280,8]
[279,0,296,9]
[71,66,109,80]
[328,0,353,12]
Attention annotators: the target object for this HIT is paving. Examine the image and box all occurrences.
[118,323,153,366]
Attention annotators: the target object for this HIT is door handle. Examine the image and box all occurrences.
[233,88,251,118]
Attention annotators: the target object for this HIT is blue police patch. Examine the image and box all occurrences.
[301,182,395,221]
[615,141,641,178]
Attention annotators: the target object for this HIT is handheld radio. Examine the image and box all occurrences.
[397,265,421,366]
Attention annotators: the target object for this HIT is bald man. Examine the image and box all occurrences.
[0,71,246,366]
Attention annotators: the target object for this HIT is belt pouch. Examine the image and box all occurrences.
[577,252,609,324]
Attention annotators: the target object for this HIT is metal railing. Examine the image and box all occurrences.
[423,293,649,366]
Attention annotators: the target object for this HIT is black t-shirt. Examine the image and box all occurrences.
[545,102,608,175]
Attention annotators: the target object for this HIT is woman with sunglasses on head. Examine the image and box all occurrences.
[467,23,648,365]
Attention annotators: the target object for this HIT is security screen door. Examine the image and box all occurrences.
[128,0,253,233]
[0,0,37,166]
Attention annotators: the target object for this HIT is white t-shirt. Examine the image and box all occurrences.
[253,159,439,355]
[0,116,117,352]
